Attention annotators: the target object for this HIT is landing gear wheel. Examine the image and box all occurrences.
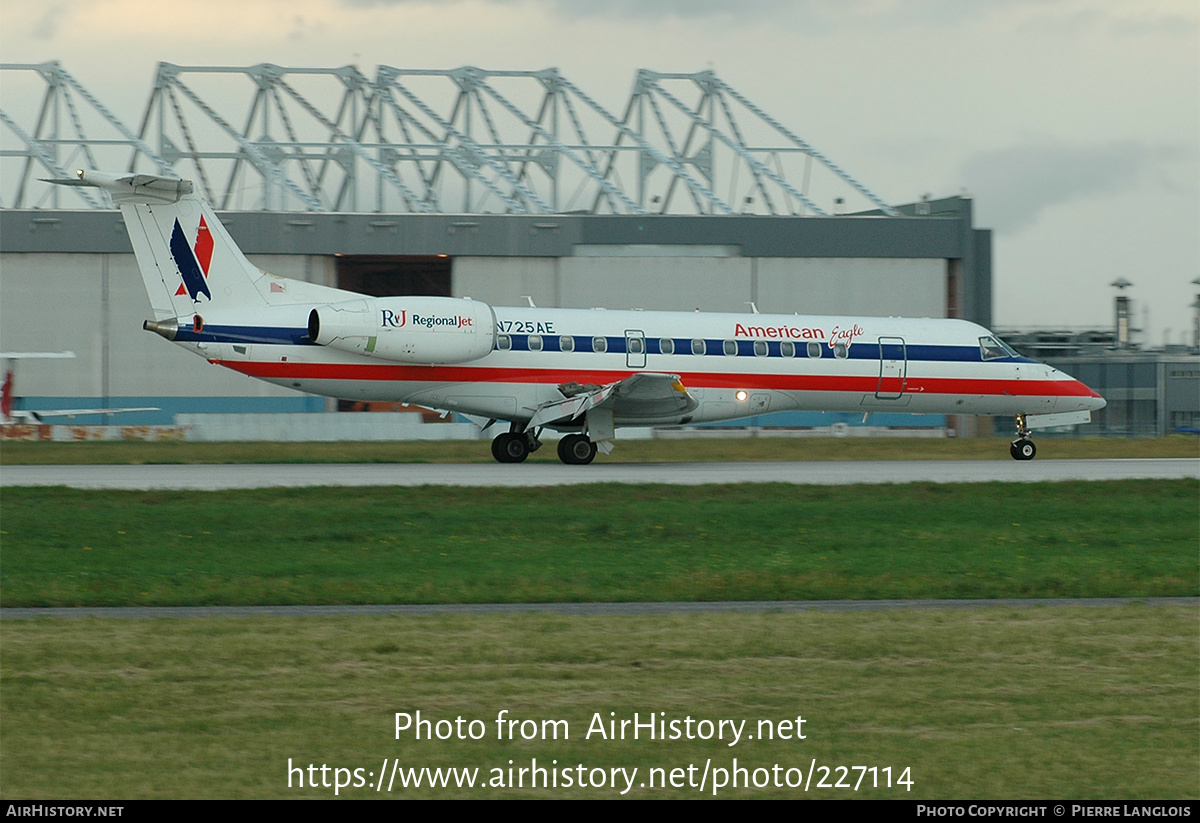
[557,434,597,465]
[1010,413,1036,461]
[1010,439,1036,461]
[491,432,530,463]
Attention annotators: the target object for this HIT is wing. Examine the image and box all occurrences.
[526,372,697,429]
[8,407,159,423]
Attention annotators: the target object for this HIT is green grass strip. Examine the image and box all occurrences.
[2,480,1195,607]
[1,435,1196,465]
[1,607,1196,798]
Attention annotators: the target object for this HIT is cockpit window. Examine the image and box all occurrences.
[979,336,1015,360]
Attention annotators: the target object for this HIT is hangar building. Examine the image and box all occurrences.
[0,63,990,432]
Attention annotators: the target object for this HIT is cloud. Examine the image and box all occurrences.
[960,140,1190,233]
[31,3,71,39]
[336,0,976,25]
[287,14,309,41]
[338,0,782,13]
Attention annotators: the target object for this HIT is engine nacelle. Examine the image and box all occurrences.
[308,297,496,364]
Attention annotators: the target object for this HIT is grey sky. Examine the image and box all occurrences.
[2,0,1196,342]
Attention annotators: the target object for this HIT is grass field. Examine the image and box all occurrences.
[2,480,1195,607]
[2,460,1196,799]
[1,606,1196,798]
[1,434,1196,465]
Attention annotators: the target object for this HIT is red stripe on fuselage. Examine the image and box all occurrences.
[217,360,1098,398]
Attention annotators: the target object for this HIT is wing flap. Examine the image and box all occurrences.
[527,373,696,429]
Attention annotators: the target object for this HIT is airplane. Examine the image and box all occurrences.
[48,169,1105,463]
[1,351,158,424]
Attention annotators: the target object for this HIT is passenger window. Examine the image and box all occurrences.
[529,335,542,352]
[691,339,706,355]
[593,336,607,353]
[497,335,511,351]
[723,339,737,356]
[754,341,768,357]
[780,341,795,358]
[659,338,674,355]
[628,337,644,354]
[807,342,821,358]
[560,335,574,352]
[833,343,848,359]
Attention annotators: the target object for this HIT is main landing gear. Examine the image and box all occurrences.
[490,427,540,463]
[1010,414,1037,461]
[557,433,598,465]
[489,426,597,465]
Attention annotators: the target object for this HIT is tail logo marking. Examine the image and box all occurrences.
[1,369,13,422]
[169,216,213,303]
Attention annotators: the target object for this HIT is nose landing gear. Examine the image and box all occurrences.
[1010,414,1037,461]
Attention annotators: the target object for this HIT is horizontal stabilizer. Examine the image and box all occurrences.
[0,351,75,360]
[44,170,193,204]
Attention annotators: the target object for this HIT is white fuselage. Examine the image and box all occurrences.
[170,305,1104,429]
[55,169,1105,459]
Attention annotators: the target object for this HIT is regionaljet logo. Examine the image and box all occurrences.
[381,309,407,328]
[381,310,474,330]
[170,216,213,302]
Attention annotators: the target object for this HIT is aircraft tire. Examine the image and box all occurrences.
[1010,439,1036,461]
[558,434,597,465]
[493,433,529,463]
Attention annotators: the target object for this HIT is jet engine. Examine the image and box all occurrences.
[308,296,496,364]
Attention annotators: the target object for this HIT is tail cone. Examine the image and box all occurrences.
[143,318,179,341]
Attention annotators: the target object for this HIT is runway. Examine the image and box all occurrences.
[2,458,1196,489]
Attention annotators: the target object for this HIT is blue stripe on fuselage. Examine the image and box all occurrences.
[173,325,314,346]
[182,326,1034,365]
[500,334,1030,363]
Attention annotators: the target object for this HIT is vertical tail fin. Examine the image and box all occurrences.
[48,171,270,320]
[1,367,14,423]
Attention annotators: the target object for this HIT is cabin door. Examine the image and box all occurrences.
[876,336,907,399]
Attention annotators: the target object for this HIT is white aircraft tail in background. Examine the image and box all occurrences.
[49,169,1105,462]
[0,351,158,424]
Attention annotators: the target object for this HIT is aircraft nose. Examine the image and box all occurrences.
[1050,365,1106,412]
[1079,381,1106,412]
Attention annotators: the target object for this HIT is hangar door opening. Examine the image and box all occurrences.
[333,255,453,416]
[335,255,452,297]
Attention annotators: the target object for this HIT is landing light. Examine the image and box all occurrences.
[736,390,748,401]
